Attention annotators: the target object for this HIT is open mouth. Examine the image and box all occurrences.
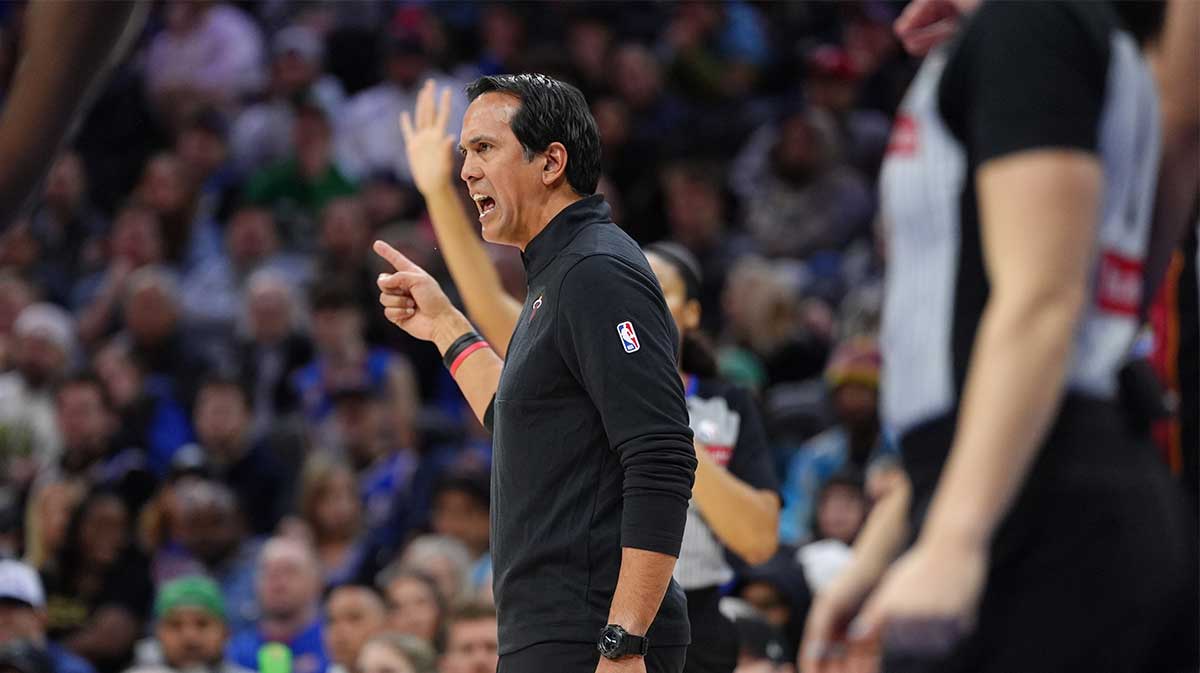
[472,194,497,218]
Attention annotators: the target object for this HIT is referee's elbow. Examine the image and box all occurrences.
[739,536,779,566]
[738,505,781,565]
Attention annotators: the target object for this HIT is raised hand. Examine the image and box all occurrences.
[374,239,469,348]
[400,79,458,196]
[893,0,975,56]
[798,560,879,673]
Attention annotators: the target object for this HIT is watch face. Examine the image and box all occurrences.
[599,627,622,656]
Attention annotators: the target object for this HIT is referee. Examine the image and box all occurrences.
[801,2,1196,672]
[374,74,696,673]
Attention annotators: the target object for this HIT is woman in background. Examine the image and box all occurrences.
[40,488,152,673]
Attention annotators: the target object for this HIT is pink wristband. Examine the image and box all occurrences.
[449,341,490,377]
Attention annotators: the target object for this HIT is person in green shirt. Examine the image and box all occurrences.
[245,99,357,251]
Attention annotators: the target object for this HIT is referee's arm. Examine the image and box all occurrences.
[557,255,697,638]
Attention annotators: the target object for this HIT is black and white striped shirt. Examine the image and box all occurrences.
[880,1,1160,444]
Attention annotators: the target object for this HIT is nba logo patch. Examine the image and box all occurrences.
[616,321,640,353]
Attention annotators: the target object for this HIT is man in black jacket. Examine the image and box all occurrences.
[374,75,696,673]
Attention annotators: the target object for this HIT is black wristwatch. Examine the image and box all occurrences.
[597,624,649,660]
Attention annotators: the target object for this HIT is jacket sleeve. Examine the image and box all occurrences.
[556,254,697,557]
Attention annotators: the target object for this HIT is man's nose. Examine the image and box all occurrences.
[461,154,482,184]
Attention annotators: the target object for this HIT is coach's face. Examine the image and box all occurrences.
[459,93,544,248]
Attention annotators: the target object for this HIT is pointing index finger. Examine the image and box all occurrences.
[373,240,419,272]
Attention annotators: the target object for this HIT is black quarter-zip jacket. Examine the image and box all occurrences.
[482,194,697,655]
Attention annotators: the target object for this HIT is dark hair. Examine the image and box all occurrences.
[644,242,702,302]
[327,582,385,609]
[445,600,496,628]
[56,372,113,412]
[465,74,602,196]
[54,488,133,586]
[643,242,718,378]
[196,373,252,411]
[680,332,719,379]
[809,469,866,542]
[432,469,490,511]
[309,279,359,313]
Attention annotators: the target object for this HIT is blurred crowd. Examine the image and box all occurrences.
[0,2,921,672]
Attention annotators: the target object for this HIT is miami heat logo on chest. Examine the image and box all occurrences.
[529,294,543,322]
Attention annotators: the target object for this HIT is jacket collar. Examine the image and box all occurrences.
[521,194,611,278]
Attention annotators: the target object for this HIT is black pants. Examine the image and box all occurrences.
[683,588,738,673]
[892,398,1199,673]
[498,641,688,673]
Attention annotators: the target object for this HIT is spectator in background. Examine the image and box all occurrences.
[335,28,465,183]
[606,44,685,238]
[779,337,893,544]
[357,634,436,673]
[729,612,791,673]
[73,205,167,348]
[472,5,527,76]
[230,25,346,176]
[169,479,261,635]
[227,537,329,673]
[0,221,44,293]
[315,198,378,313]
[0,303,75,491]
[359,174,417,231]
[50,374,155,513]
[22,480,85,571]
[181,204,310,345]
[245,99,358,252]
[133,155,222,273]
[660,1,768,103]
[292,282,411,424]
[174,109,238,228]
[327,384,415,533]
[563,12,614,101]
[392,537,470,611]
[118,267,210,406]
[40,489,152,673]
[794,471,866,596]
[428,472,489,590]
[719,258,830,389]
[91,341,193,479]
[322,585,386,673]
[803,46,891,180]
[0,559,95,673]
[191,376,285,536]
[731,554,811,665]
[437,602,497,673]
[0,274,34,371]
[374,569,443,651]
[237,271,313,440]
[144,0,266,129]
[296,457,368,588]
[26,153,107,304]
[737,108,874,260]
[808,471,867,547]
[126,576,250,673]
[659,162,755,333]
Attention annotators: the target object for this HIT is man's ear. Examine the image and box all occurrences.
[541,142,569,187]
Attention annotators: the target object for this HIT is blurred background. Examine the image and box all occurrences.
[0,2,926,673]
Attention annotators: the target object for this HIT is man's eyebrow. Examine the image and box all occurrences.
[459,135,499,152]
